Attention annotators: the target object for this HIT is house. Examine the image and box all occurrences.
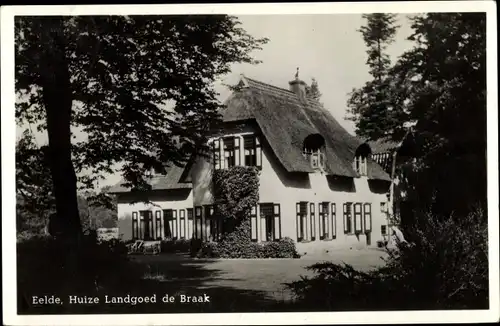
[368,132,418,242]
[109,73,394,253]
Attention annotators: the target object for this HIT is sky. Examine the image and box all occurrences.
[16,14,416,189]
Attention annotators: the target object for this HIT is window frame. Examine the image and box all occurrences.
[354,202,363,234]
[155,210,162,240]
[363,203,372,233]
[223,136,236,168]
[250,205,258,242]
[187,208,194,239]
[179,209,186,239]
[260,203,276,242]
[343,202,354,234]
[331,203,337,239]
[132,212,139,240]
[319,202,330,240]
[213,138,221,170]
[194,206,202,239]
[140,210,153,240]
[310,202,316,241]
[296,202,308,242]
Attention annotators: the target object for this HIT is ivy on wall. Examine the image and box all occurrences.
[212,166,260,225]
[193,166,299,258]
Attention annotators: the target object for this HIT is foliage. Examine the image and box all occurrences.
[348,13,487,218]
[346,13,400,140]
[17,233,141,313]
[286,208,488,310]
[193,220,300,259]
[306,77,322,102]
[16,131,55,230]
[15,15,268,237]
[259,237,300,258]
[212,166,260,224]
[16,130,118,235]
[160,239,191,253]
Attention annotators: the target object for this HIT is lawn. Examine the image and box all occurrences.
[133,248,388,305]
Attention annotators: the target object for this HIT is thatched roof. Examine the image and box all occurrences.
[108,163,192,193]
[222,76,391,181]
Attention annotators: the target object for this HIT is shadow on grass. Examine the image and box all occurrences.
[18,252,297,314]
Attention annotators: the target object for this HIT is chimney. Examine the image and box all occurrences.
[288,67,308,101]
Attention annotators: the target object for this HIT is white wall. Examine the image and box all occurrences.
[191,124,391,252]
[116,189,194,241]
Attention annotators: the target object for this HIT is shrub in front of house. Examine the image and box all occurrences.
[160,238,191,253]
[192,220,300,259]
[285,207,488,310]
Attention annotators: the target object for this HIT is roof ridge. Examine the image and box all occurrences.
[243,76,325,108]
[244,76,295,94]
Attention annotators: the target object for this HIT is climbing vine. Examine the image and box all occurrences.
[212,166,260,224]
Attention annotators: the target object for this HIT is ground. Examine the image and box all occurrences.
[131,248,387,312]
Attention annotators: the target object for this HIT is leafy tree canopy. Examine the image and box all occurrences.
[15,15,268,236]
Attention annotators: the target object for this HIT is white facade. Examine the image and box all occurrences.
[116,126,391,252]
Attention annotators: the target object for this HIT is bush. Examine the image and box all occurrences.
[260,237,301,258]
[286,208,488,310]
[17,231,141,313]
[160,239,191,253]
[192,220,300,259]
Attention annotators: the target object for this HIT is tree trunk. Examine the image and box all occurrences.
[39,18,83,282]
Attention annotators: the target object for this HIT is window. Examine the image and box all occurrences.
[243,135,262,167]
[223,136,236,168]
[163,209,178,240]
[296,202,308,242]
[179,209,186,239]
[354,156,368,175]
[260,203,281,241]
[205,205,221,241]
[319,202,329,240]
[132,212,139,240]
[331,203,337,239]
[187,208,194,239]
[303,134,326,170]
[139,211,153,240]
[194,206,202,239]
[213,134,261,170]
[343,203,353,234]
[363,203,372,233]
[344,202,372,235]
[213,139,221,170]
[310,203,316,241]
[250,205,258,241]
[354,203,363,233]
[155,210,162,240]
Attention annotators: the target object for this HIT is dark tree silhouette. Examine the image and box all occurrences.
[15,15,268,245]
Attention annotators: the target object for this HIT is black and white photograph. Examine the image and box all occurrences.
[1,2,498,325]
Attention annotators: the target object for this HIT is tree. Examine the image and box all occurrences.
[306,77,322,102]
[347,14,401,139]
[15,16,268,243]
[349,13,487,218]
[16,131,55,234]
[392,13,487,218]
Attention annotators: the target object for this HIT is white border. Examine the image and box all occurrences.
[1,2,498,325]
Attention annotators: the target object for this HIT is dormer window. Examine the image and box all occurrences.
[354,143,371,176]
[354,156,368,175]
[303,134,326,170]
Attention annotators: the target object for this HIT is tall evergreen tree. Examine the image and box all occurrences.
[306,77,322,102]
[347,14,400,139]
